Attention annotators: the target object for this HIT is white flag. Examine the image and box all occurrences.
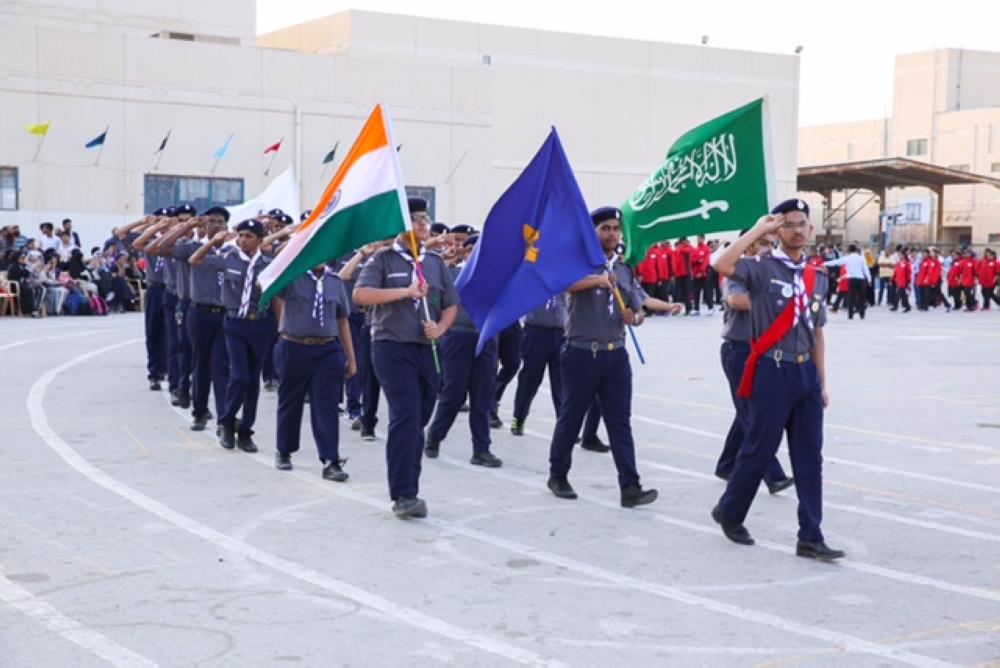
[226,165,300,226]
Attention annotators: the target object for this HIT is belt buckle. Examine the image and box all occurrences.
[606,342,614,351]
[796,354,806,364]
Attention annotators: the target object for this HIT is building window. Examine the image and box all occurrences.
[906,139,928,156]
[991,162,1000,173]
[0,167,17,210]
[406,186,436,220]
[144,174,244,214]
[947,164,969,172]
[989,233,1000,244]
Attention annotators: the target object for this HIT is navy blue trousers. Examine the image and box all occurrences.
[373,341,439,500]
[177,299,192,394]
[716,341,788,485]
[358,323,381,431]
[512,325,564,422]
[343,312,364,417]
[275,339,346,462]
[261,319,279,383]
[162,291,180,391]
[492,322,523,414]
[581,399,602,440]
[222,316,272,436]
[549,346,640,489]
[144,284,166,381]
[428,331,498,454]
[188,307,229,421]
[718,359,825,542]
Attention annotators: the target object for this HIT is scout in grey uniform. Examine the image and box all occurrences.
[272,265,357,481]
[714,230,793,494]
[156,203,198,409]
[711,198,844,561]
[161,207,232,432]
[546,206,658,508]
[425,235,503,467]
[189,219,274,453]
[508,295,567,436]
[353,197,459,519]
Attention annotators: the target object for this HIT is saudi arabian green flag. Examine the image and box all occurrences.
[622,97,773,265]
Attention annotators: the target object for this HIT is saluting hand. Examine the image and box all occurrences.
[753,214,784,236]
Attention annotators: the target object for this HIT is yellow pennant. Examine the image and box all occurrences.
[24,122,51,136]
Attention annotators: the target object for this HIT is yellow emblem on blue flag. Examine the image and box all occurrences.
[523,224,540,263]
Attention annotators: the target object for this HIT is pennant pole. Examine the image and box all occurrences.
[608,256,646,365]
[33,133,47,162]
[153,149,164,172]
[264,137,282,177]
[409,229,442,374]
[95,125,109,167]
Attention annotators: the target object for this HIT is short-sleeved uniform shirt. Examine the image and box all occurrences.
[200,249,273,315]
[719,279,751,344]
[565,258,643,345]
[525,294,568,329]
[447,264,478,334]
[162,256,179,294]
[278,270,349,338]
[354,246,460,344]
[731,255,828,354]
[172,240,224,307]
[124,232,165,284]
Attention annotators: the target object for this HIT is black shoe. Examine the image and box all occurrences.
[275,452,292,471]
[149,379,161,391]
[580,436,610,453]
[715,471,731,482]
[191,413,209,432]
[424,436,440,459]
[547,476,577,499]
[264,380,277,392]
[392,496,427,518]
[360,427,376,442]
[903,307,911,313]
[796,540,846,562]
[170,390,181,406]
[350,418,362,431]
[237,433,258,453]
[458,403,470,413]
[219,425,237,450]
[489,414,503,429]
[767,477,795,495]
[471,451,503,468]
[621,485,658,508]
[322,459,349,482]
[510,418,524,436]
[177,388,191,409]
[711,505,754,545]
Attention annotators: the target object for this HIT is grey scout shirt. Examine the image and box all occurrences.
[125,232,165,285]
[565,257,643,345]
[448,265,478,334]
[278,271,349,339]
[173,248,192,301]
[731,255,828,354]
[172,240,224,307]
[525,294,568,329]
[199,250,273,316]
[162,255,179,294]
[719,279,751,344]
[355,247,460,344]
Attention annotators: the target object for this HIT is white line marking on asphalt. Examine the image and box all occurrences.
[0,568,158,667]
[28,340,558,668]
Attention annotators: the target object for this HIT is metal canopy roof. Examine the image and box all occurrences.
[797,157,1000,194]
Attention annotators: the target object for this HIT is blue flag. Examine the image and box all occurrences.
[456,128,604,353]
[85,127,108,149]
[213,133,234,160]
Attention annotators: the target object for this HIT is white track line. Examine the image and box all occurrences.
[0,569,157,667]
[27,340,557,668]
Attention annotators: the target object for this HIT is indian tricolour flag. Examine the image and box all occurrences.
[258,103,408,307]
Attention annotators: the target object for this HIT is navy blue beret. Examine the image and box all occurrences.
[152,207,176,217]
[235,219,265,237]
[408,197,428,214]
[430,222,450,235]
[176,203,197,216]
[300,209,312,222]
[203,206,230,222]
[770,199,810,216]
[590,206,622,226]
[266,208,285,217]
[450,224,475,236]
[274,213,293,226]
[463,234,480,248]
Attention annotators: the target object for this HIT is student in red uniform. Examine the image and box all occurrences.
[672,238,693,314]
[830,265,849,312]
[890,250,912,313]
[654,241,673,305]
[925,248,947,310]
[958,249,978,311]
[690,235,713,315]
[637,245,659,300]
[946,251,963,311]
[978,249,998,311]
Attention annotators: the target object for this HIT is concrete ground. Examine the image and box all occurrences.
[1,305,998,667]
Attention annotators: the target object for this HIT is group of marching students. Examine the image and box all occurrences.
[869,246,1000,313]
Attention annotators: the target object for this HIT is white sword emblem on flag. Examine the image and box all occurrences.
[635,199,729,230]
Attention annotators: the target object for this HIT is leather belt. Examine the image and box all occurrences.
[147,281,165,288]
[227,310,266,320]
[765,350,811,364]
[281,334,339,346]
[567,339,626,354]
[195,303,225,314]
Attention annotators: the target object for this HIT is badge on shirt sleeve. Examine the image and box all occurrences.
[811,301,820,313]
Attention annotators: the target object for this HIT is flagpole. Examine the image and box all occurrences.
[153,150,164,172]
[33,134,46,162]
[608,256,646,365]
[264,138,282,177]
[95,125,109,167]
[409,229,442,374]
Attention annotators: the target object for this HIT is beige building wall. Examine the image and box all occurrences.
[1,5,800,248]
[799,48,1000,247]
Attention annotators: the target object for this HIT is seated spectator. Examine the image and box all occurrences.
[56,230,77,266]
[9,251,43,317]
[62,218,81,248]
[38,222,60,253]
[30,253,67,315]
